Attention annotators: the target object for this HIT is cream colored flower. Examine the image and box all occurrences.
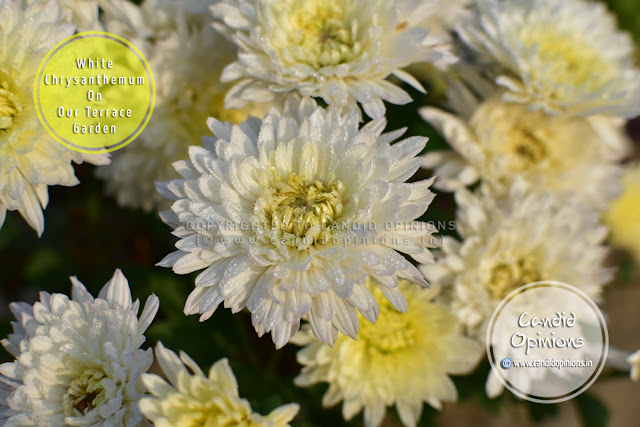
[293,279,482,427]
[211,0,456,119]
[421,92,627,210]
[96,0,267,212]
[27,0,100,30]
[0,0,109,236]
[605,163,640,261]
[0,269,159,426]
[157,95,436,348]
[139,343,299,426]
[628,349,640,382]
[421,182,612,341]
[458,0,640,118]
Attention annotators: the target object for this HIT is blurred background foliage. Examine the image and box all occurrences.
[1,1,639,426]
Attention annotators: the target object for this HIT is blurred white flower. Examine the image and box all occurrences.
[628,349,640,382]
[211,0,456,119]
[293,279,482,427]
[421,93,627,210]
[26,0,100,30]
[96,0,268,212]
[0,269,159,426]
[421,182,612,341]
[157,95,436,348]
[0,0,109,236]
[458,0,640,118]
[140,342,299,426]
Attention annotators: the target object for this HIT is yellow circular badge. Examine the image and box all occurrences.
[34,32,155,154]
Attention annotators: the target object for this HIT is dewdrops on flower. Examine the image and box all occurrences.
[605,164,640,261]
[458,0,640,118]
[292,279,482,427]
[421,94,627,210]
[211,0,457,119]
[0,0,109,236]
[139,342,299,426]
[96,0,268,212]
[0,270,159,426]
[156,95,437,348]
[421,182,612,341]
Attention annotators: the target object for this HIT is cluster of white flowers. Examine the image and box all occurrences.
[2,0,640,425]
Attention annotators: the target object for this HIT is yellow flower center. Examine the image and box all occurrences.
[257,171,344,247]
[471,99,552,173]
[486,258,540,299]
[63,368,109,417]
[359,298,417,353]
[272,0,362,68]
[0,79,21,130]
[520,26,614,93]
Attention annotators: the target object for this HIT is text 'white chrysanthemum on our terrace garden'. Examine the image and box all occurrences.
[211,0,457,119]
[0,269,159,426]
[0,0,109,237]
[156,95,437,348]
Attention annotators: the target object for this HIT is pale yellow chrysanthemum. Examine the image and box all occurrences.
[292,279,482,427]
[0,0,109,236]
[605,164,640,261]
[96,0,268,211]
[421,93,627,210]
[139,343,299,427]
[458,0,640,118]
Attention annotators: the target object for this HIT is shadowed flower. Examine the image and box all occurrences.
[139,343,299,426]
[0,270,159,426]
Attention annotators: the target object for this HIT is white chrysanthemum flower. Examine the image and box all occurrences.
[211,0,456,119]
[420,93,627,210]
[421,182,612,341]
[139,342,299,426]
[157,95,437,348]
[292,279,482,427]
[0,0,109,236]
[458,0,640,118]
[0,269,159,426]
[97,0,268,212]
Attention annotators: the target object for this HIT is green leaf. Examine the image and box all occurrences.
[576,393,610,427]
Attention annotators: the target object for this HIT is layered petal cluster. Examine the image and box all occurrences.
[458,0,640,118]
[140,343,299,426]
[605,163,640,261]
[96,0,268,212]
[421,182,612,341]
[0,270,159,426]
[157,95,437,348]
[421,92,627,210]
[211,0,457,119]
[0,0,109,236]
[293,279,482,427]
